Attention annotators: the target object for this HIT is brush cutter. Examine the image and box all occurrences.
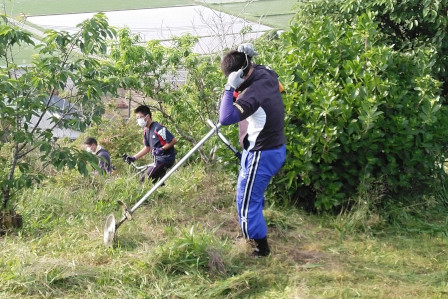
[122,154,155,178]
[104,121,241,247]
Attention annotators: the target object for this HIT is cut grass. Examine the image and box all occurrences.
[1,164,448,298]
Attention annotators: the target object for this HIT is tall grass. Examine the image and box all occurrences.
[1,164,448,298]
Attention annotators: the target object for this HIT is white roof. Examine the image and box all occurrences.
[28,111,81,140]
[27,6,272,54]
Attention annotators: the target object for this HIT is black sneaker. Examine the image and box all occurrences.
[252,237,271,257]
[251,247,271,257]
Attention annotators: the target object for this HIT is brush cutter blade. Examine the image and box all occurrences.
[104,214,116,248]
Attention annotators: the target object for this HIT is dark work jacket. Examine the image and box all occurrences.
[234,64,286,151]
[96,148,112,174]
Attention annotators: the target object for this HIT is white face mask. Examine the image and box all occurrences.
[137,117,147,128]
[86,146,92,153]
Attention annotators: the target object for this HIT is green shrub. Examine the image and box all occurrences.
[260,12,448,210]
[293,0,448,98]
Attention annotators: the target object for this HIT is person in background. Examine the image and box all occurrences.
[219,43,286,257]
[84,137,112,175]
[125,105,177,183]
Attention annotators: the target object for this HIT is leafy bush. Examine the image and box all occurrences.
[259,12,448,210]
[293,0,448,98]
[76,114,143,170]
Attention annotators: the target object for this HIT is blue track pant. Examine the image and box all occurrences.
[236,144,286,239]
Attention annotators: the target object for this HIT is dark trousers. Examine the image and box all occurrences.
[140,160,175,183]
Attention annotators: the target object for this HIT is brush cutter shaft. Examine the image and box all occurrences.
[107,122,235,246]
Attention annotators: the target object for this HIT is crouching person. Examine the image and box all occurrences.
[125,105,177,183]
[84,137,112,175]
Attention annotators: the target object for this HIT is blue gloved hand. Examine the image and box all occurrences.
[237,43,258,57]
[152,147,164,156]
[125,156,136,164]
[225,69,244,90]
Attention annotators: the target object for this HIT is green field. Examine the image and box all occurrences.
[261,14,295,29]
[1,0,295,29]
[1,0,296,66]
[205,0,297,29]
[1,0,194,16]
[4,43,34,65]
[207,0,297,16]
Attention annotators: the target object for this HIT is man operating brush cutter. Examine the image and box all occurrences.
[124,105,177,183]
[219,43,286,257]
[104,120,241,248]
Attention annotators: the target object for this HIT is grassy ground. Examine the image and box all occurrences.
[1,163,447,298]
[4,43,35,65]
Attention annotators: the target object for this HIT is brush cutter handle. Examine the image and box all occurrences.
[122,154,136,164]
[123,153,152,171]
[206,119,241,160]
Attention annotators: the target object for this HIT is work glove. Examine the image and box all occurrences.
[152,147,164,156]
[225,69,244,90]
[237,43,258,57]
[125,155,136,164]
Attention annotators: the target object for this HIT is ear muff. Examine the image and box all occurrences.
[241,54,249,71]
[240,54,251,76]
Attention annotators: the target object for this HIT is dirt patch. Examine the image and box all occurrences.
[287,249,325,265]
[0,210,23,235]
